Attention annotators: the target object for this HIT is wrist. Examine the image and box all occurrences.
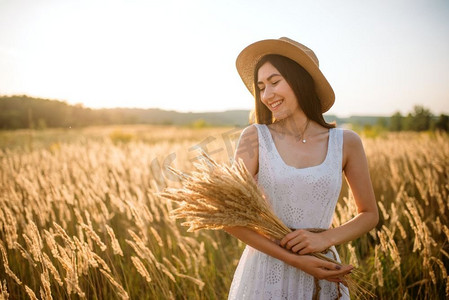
[285,251,298,266]
[320,230,336,248]
[285,251,307,270]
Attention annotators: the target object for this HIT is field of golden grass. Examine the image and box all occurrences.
[0,125,448,299]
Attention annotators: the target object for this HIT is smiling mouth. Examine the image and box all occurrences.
[270,100,283,109]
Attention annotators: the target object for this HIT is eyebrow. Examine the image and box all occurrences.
[257,73,281,85]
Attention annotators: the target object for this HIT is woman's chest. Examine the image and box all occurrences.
[271,133,330,169]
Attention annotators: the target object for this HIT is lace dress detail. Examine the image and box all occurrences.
[228,124,350,300]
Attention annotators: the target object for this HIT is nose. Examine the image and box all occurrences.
[260,85,274,102]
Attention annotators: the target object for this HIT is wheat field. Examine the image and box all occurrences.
[0,125,448,299]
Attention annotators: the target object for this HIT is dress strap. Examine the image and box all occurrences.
[331,128,344,171]
[254,124,273,154]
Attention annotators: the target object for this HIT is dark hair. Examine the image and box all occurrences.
[253,54,335,129]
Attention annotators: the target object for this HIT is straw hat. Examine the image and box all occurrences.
[236,37,335,113]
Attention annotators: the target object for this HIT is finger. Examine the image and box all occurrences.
[292,244,306,253]
[280,230,301,247]
[320,267,353,278]
[319,261,353,275]
[321,261,352,272]
[280,234,293,247]
[280,236,291,247]
[320,260,344,271]
[297,245,313,255]
[286,237,303,250]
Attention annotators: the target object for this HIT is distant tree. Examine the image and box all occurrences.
[410,105,432,131]
[376,117,388,129]
[402,113,413,131]
[389,112,403,131]
[435,114,449,132]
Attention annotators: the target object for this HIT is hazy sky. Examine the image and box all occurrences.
[1,0,448,116]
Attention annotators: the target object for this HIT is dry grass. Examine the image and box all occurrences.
[0,125,447,299]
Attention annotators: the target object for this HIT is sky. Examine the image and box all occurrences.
[0,0,448,117]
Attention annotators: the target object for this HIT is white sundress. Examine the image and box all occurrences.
[228,124,350,300]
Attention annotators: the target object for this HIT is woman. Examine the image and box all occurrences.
[225,37,378,299]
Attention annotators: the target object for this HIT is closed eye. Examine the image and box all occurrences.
[258,80,280,94]
[256,73,282,92]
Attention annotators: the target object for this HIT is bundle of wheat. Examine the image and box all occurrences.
[159,152,373,299]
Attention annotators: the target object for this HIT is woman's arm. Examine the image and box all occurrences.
[225,125,353,281]
[280,129,379,254]
[224,226,352,282]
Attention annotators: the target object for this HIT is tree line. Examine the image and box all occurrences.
[377,105,448,132]
[0,95,250,129]
[0,95,132,129]
[0,95,447,131]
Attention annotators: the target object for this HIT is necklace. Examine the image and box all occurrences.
[298,119,310,143]
[271,119,311,143]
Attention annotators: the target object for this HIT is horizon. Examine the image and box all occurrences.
[1,0,448,117]
[2,94,440,118]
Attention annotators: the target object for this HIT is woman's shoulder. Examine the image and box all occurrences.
[234,124,260,176]
[339,129,365,170]
[235,124,260,154]
[341,128,362,145]
[239,124,260,140]
[340,129,365,160]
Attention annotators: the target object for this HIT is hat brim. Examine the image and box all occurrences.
[236,39,335,113]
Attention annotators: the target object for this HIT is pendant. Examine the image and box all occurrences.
[302,139,306,143]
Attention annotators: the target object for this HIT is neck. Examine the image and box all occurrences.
[273,111,310,137]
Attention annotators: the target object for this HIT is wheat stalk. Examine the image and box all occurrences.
[159,152,374,299]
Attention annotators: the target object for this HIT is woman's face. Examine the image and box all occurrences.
[257,62,301,120]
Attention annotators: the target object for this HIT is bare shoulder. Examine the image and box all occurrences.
[342,129,366,169]
[239,124,259,140]
[342,129,363,149]
[235,124,259,155]
[234,124,259,176]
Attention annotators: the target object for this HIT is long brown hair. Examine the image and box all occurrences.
[253,54,335,129]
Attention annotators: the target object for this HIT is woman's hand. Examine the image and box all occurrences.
[280,229,331,255]
[290,255,353,283]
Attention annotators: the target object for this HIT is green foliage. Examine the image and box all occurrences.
[362,124,387,139]
[0,95,251,129]
[349,122,387,139]
[2,96,447,135]
[109,130,134,144]
[189,119,210,129]
[389,106,447,132]
[0,95,98,129]
[435,114,449,131]
[389,112,403,131]
[407,105,433,131]
[376,117,388,129]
